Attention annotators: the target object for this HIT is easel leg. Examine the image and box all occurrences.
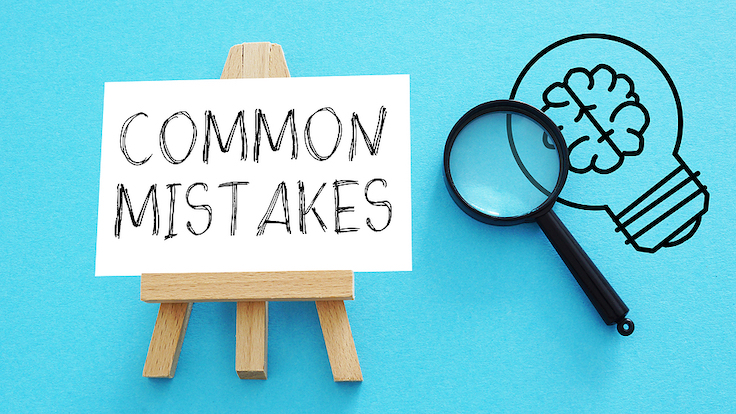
[143,302,193,378]
[316,300,362,382]
[236,301,268,379]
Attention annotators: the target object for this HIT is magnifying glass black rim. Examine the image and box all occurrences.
[444,99,570,226]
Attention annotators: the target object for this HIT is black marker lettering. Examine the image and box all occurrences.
[218,181,249,236]
[304,107,342,161]
[186,182,212,236]
[257,181,291,236]
[119,112,151,166]
[364,178,392,232]
[254,109,298,162]
[349,106,387,160]
[115,184,159,238]
[333,180,359,234]
[203,110,246,163]
[298,180,327,234]
[159,111,197,164]
[165,183,181,240]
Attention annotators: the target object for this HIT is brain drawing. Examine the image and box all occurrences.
[542,64,650,174]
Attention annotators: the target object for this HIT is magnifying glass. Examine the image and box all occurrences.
[444,100,634,336]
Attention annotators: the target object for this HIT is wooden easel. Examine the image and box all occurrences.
[140,43,362,382]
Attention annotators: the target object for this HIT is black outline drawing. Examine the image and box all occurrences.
[542,64,649,174]
[510,33,709,253]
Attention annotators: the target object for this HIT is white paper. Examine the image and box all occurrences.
[95,75,411,276]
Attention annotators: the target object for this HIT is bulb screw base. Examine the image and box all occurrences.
[613,163,708,253]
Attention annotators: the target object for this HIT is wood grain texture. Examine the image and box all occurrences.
[236,301,268,379]
[142,302,193,378]
[220,43,244,79]
[141,270,354,303]
[316,300,362,382]
[242,42,271,78]
[220,42,290,79]
[267,43,290,77]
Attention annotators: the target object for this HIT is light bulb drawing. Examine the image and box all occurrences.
[510,34,709,253]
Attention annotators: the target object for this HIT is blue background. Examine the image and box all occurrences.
[2,1,735,412]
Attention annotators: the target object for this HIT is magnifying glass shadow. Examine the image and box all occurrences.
[444,100,633,336]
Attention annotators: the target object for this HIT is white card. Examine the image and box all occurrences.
[95,75,411,276]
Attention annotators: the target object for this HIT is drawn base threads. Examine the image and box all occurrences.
[612,164,708,253]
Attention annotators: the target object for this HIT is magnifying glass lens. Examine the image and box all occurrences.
[449,111,559,219]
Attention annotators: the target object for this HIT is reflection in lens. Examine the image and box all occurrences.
[507,115,559,198]
[448,111,560,218]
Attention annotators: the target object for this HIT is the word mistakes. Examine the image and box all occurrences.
[114,179,393,239]
[119,106,388,165]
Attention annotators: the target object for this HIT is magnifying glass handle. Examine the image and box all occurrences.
[537,210,634,336]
